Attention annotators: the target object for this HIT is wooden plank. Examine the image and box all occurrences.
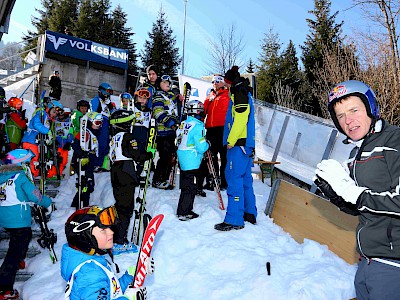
[268,179,359,265]
[253,160,280,165]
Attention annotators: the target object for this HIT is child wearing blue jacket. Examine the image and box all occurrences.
[0,149,52,300]
[62,205,152,300]
[176,100,209,221]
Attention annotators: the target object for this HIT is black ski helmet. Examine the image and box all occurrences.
[110,109,134,135]
[65,206,118,255]
[77,99,90,110]
[327,80,380,135]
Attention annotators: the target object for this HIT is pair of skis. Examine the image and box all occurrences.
[168,82,192,188]
[205,149,225,210]
[131,118,156,246]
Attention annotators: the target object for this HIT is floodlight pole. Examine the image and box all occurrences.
[182,0,188,75]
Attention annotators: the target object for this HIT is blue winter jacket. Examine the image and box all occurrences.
[0,165,52,228]
[223,90,255,149]
[177,116,209,171]
[61,244,133,300]
[21,108,52,144]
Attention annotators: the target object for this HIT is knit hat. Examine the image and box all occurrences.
[224,66,240,85]
[146,64,158,75]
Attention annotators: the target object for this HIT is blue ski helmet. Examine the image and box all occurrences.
[5,149,35,165]
[327,80,380,134]
[98,82,113,99]
[47,99,64,111]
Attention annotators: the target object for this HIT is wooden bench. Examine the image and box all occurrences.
[265,179,359,265]
[253,160,280,185]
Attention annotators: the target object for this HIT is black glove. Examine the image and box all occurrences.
[107,102,114,111]
[63,142,71,151]
[314,176,359,216]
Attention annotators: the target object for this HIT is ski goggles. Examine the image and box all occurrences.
[87,205,119,228]
[212,75,224,84]
[92,119,103,126]
[161,75,172,83]
[135,89,151,99]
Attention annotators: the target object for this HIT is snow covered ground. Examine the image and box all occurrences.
[12,168,357,300]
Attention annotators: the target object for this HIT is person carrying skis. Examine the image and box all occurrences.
[214,66,257,231]
[0,87,11,159]
[55,107,73,176]
[90,82,115,171]
[0,149,52,300]
[21,99,64,178]
[314,80,400,300]
[70,111,103,209]
[131,87,153,157]
[176,100,209,221]
[120,92,133,110]
[108,109,155,254]
[69,99,90,175]
[6,97,27,150]
[152,75,180,189]
[62,205,152,300]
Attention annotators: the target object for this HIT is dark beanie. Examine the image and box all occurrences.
[146,64,158,75]
[224,66,240,85]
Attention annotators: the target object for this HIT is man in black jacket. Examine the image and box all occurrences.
[49,71,62,100]
[315,80,400,300]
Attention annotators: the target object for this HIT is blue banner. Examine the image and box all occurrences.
[44,30,128,70]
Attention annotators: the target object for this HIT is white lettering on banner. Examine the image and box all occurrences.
[47,32,127,63]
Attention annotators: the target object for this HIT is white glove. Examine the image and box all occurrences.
[124,286,147,300]
[315,159,367,204]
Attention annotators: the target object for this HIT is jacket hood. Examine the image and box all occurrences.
[60,243,107,281]
[0,165,23,184]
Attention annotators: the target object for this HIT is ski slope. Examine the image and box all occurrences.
[16,170,357,300]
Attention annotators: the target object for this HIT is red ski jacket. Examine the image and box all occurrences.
[204,88,230,129]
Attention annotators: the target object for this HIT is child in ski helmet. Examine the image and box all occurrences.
[119,93,133,110]
[6,97,28,150]
[62,205,150,300]
[70,111,103,209]
[151,75,180,189]
[0,149,52,300]
[90,83,115,170]
[175,100,209,220]
[21,99,64,178]
[108,109,155,254]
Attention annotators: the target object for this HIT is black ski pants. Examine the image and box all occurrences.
[111,160,138,244]
[0,227,32,290]
[153,134,176,183]
[177,169,198,216]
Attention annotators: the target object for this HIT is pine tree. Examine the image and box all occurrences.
[74,0,113,45]
[246,58,255,73]
[280,40,301,92]
[300,0,343,115]
[110,5,138,73]
[256,28,282,103]
[47,0,78,34]
[140,7,181,76]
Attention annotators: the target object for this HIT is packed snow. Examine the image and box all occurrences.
[7,165,358,300]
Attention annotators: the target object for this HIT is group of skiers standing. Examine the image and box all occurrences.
[0,62,258,299]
